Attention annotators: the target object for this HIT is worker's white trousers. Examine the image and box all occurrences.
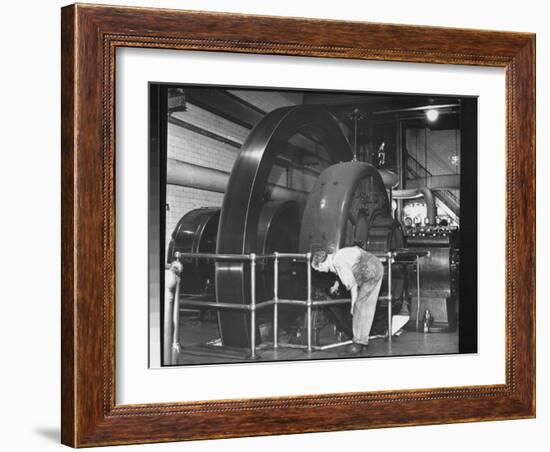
[352,276,383,345]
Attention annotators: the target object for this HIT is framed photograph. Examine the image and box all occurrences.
[61,3,535,447]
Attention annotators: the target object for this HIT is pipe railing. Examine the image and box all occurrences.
[173,248,428,359]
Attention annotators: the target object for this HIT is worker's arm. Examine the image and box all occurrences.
[335,263,357,292]
[350,285,358,314]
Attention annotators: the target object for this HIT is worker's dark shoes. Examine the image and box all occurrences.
[338,342,367,356]
[350,343,366,353]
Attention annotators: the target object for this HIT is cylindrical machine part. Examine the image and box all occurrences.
[392,186,436,224]
[166,207,220,295]
[377,169,399,189]
[167,159,228,193]
[167,158,307,203]
[168,200,302,299]
[419,187,436,225]
[393,188,424,199]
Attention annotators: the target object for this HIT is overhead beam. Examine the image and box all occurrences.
[184,88,264,129]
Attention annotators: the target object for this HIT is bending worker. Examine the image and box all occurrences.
[312,245,384,354]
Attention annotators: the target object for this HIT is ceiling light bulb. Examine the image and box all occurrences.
[426,109,439,122]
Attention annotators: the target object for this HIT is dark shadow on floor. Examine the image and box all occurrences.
[34,427,60,443]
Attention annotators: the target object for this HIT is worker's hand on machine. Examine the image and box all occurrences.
[329,280,340,295]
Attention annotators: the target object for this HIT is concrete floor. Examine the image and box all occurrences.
[173,312,459,366]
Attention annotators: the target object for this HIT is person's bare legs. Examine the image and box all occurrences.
[163,269,178,365]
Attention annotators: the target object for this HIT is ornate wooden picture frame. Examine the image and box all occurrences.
[61,3,535,447]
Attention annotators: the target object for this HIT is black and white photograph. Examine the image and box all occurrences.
[149,84,477,367]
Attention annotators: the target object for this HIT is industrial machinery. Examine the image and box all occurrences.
[214,105,352,347]
[299,161,406,338]
[166,200,301,300]
[167,207,219,295]
[167,104,459,349]
[404,221,459,331]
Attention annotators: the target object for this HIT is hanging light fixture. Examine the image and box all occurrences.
[425,109,439,122]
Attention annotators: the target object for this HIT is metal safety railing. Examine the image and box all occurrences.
[171,249,428,360]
